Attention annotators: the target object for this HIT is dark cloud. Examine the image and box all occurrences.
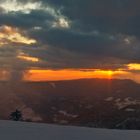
[0,0,140,71]
[0,10,54,29]
[45,0,140,35]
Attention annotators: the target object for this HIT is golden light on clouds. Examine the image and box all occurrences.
[127,63,140,70]
[23,69,126,81]
[0,25,36,46]
[0,0,42,14]
[52,18,70,28]
[17,55,40,62]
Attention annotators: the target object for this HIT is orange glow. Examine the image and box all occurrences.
[23,69,126,81]
[0,69,9,81]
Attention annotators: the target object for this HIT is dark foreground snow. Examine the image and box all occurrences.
[0,120,140,140]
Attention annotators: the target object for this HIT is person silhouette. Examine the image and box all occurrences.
[10,109,22,121]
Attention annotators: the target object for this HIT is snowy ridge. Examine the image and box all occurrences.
[0,120,140,140]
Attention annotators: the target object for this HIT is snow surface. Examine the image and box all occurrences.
[0,120,140,140]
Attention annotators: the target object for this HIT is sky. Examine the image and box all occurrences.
[0,0,140,82]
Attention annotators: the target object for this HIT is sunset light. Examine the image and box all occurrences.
[17,55,40,62]
[23,69,125,81]
[127,63,140,70]
[0,25,36,46]
[1,0,140,133]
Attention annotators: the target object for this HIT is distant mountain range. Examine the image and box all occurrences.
[0,78,140,129]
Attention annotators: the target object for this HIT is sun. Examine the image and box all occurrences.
[108,70,113,75]
[107,70,113,79]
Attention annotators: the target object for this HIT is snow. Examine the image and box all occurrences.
[0,120,140,140]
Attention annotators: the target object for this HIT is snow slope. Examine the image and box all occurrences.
[0,120,140,140]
